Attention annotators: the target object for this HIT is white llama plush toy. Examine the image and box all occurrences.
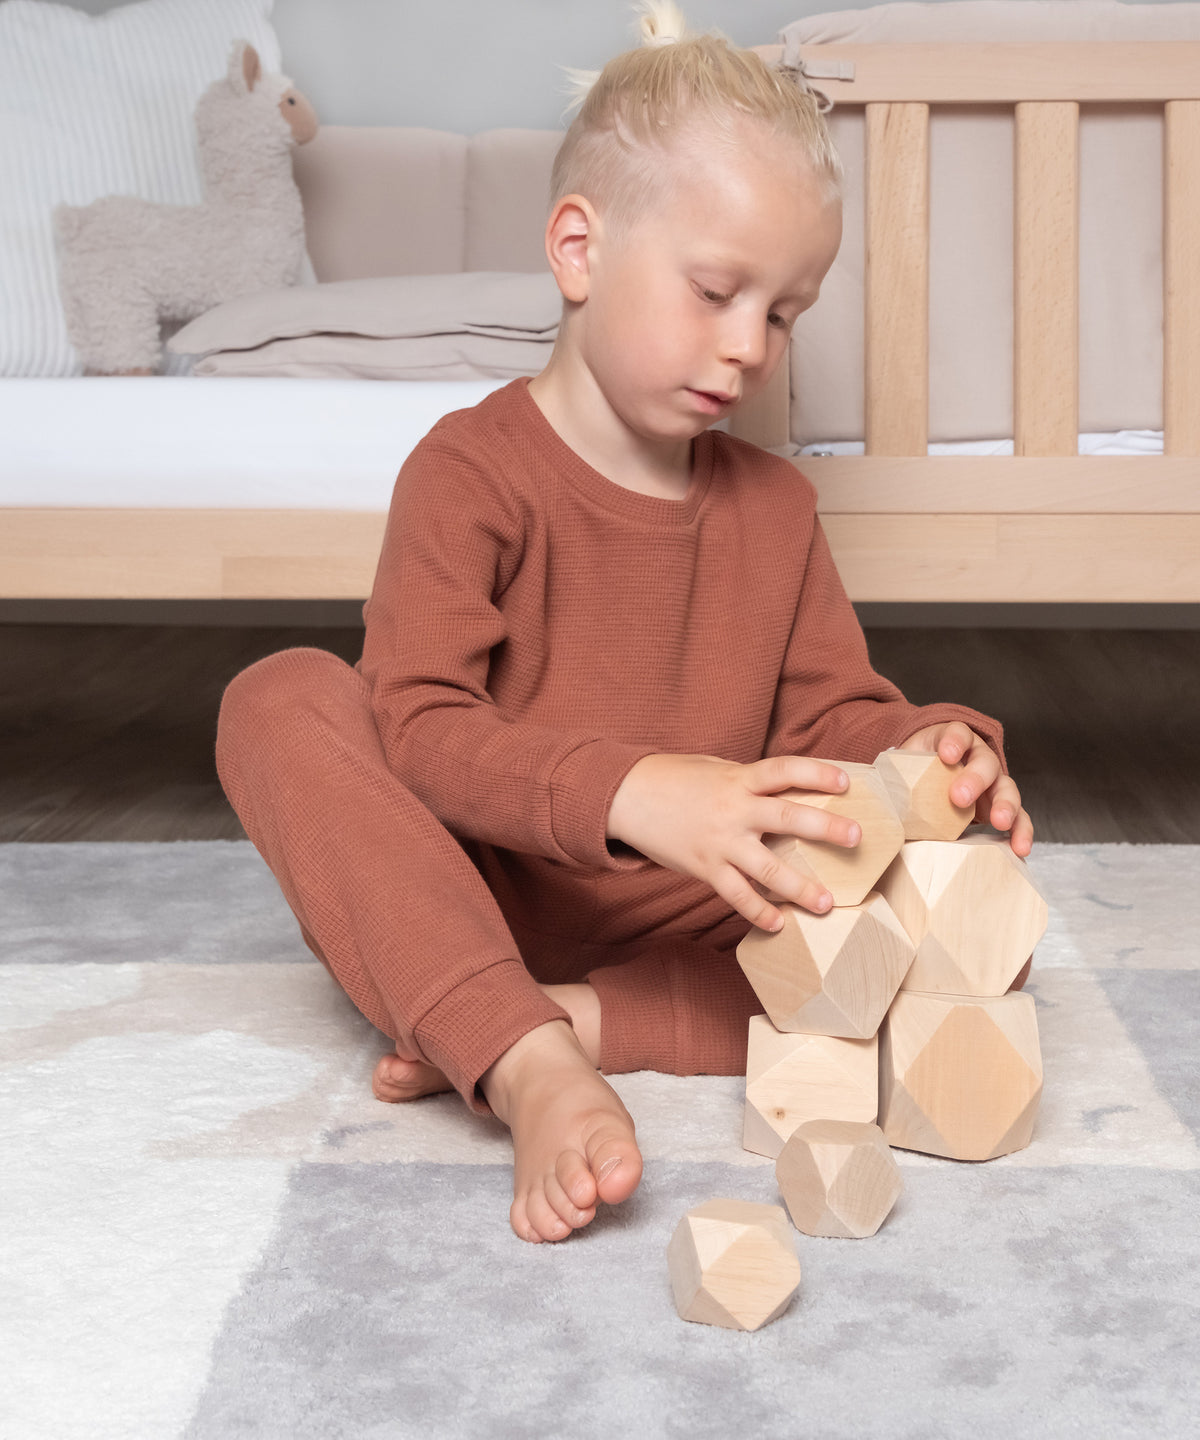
[53,40,318,375]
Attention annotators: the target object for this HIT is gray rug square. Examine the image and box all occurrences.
[3,840,1199,1439]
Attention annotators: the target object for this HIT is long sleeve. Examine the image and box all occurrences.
[764,513,1008,772]
[357,440,657,869]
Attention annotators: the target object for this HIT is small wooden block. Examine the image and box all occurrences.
[776,1119,903,1238]
[877,833,1049,995]
[762,760,905,908]
[873,749,975,842]
[736,891,915,1038]
[879,989,1043,1161]
[744,1014,878,1158]
[667,1198,801,1331]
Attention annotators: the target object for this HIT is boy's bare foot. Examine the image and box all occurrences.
[480,1018,643,1244]
[371,1051,455,1102]
[371,980,602,1104]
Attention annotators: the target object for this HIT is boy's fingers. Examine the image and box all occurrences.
[748,844,834,914]
[714,863,788,932]
[1009,807,1035,857]
[949,748,1001,808]
[931,721,976,764]
[760,797,861,849]
[747,754,849,796]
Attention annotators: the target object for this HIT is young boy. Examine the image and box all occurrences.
[215,7,1033,1246]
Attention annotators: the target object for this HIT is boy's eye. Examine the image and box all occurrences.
[768,312,791,330]
[698,286,732,304]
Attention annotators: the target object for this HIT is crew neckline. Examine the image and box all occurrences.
[509,375,715,526]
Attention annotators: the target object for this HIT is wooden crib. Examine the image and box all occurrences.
[4,41,1198,605]
[734,40,1200,603]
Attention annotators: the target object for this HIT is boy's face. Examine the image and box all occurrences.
[578,126,842,445]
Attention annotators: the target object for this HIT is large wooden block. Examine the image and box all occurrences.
[667,1199,801,1331]
[735,892,915,1038]
[776,1119,903,1238]
[744,1013,878,1158]
[877,833,1049,995]
[873,748,975,841]
[879,989,1043,1161]
[762,760,905,907]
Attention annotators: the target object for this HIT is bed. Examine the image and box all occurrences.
[2,17,1198,605]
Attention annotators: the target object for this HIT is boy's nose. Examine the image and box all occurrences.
[720,315,769,371]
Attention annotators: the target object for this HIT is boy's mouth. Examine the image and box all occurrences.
[688,388,737,413]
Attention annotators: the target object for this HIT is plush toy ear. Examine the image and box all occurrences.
[227,40,261,93]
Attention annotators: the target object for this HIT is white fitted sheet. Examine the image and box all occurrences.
[0,376,509,509]
[0,376,1165,511]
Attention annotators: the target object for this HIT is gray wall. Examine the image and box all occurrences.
[46,0,876,129]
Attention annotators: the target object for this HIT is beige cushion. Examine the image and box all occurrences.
[167,270,561,380]
[780,1,1200,444]
[292,126,561,282]
[188,331,554,380]
[292,127,470,280]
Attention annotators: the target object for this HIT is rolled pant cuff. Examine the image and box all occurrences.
[413,960,572,1116]
[586,954,676,1075]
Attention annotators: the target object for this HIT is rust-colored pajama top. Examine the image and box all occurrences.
[216,376,1007,1114]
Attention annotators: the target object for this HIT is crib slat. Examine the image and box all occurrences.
[865,103,928,456]
[1164,100,1200,457]
[1014,104,1078,458]
[753,43,1200,104]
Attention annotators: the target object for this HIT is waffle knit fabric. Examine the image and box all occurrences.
[216,376,1007,1114]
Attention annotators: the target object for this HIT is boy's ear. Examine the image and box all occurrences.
[543,194,595,303]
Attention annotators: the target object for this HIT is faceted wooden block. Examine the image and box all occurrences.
[873,748,975,842]
[762,760,905,907]
[879,990,1043,1161]
[735,892,916,1038]
[667,1199,801,1331]
[776,1119,903,1238]
[877,833,1049,995]
[744,1013,878,1158]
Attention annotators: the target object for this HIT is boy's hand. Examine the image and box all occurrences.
[899,721,1034,857]
[606,753,860,932]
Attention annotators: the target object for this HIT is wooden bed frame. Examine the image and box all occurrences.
[4,41,1198,604]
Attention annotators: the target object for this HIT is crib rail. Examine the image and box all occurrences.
[732,41,1200,602]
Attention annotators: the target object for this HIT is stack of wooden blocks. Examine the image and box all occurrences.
[668,750,1049,1332]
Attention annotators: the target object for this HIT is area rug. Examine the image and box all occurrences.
[2,841,1198,1440]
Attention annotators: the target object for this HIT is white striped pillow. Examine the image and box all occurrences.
[0,0,292,376]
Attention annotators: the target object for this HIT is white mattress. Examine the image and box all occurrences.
[0,376,1165,510]
[0,377,509,509]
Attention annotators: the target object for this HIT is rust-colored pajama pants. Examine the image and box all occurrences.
[215,646,763,1114]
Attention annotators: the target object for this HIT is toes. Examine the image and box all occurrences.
[585,1130,643,1205]
[545,1167,596,1231]
[523,1189,573,1243]
[555,1148,598,1213]
[509,1197,542,1244]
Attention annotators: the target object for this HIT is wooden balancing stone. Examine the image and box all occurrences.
[761,760,905,907]
[877,833,1049,996]
[878,990,1043,1161]
[743,1014,878,1159]
[776,1119,903,1238]
[666,1199,802,1331]
[873,748,976,842]
[735,891,915,1039]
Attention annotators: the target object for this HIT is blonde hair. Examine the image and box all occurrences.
[551,0,843,240]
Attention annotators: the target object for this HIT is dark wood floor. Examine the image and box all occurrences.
[1,621,1197,843]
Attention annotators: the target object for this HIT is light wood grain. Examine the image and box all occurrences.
[763,762,905,907]
[1164,100,1200,456]
[879,990,1043,1161]
[878,834,1048,997]
[666,1199,801,1331]
[775,1119,902,1239]
[873,750,974,842]
[735,892,914,1039]
[865,102,928,456]
[744,1014,878,1159]
[752,42,1200,103]
[1014,103,1078,458]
